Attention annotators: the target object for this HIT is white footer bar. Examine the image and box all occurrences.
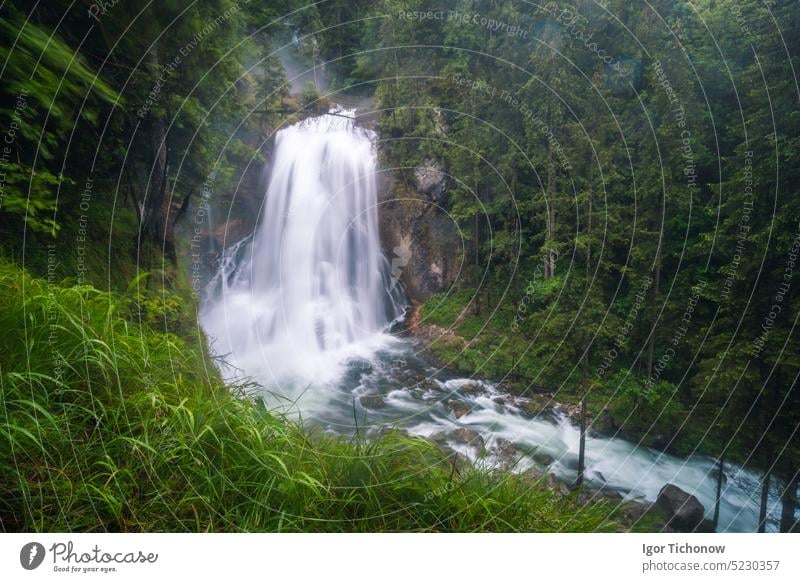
[1,533,797,581]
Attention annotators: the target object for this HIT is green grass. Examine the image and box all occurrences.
[0,261,624,532]
[418,286,719,458]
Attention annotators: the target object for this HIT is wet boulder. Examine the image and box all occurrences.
[656,484,714,532]
[546,474,571,496]
[532,450,555,467]
[458,382,481,395]
[359,394,386,409]
[439,445,471,472]
[493,438,518,458]
[518,394,554,418]
[491,438,519,468]
[522,467,546,483]
[447,399,471,419]
[420,379,442,392]
[448,428,485,452]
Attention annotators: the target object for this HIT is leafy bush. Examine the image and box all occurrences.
[124,273,189,335]
[607,372,685,448]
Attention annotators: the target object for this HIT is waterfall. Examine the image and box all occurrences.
[201,108,405,394]
[199,109,789,532]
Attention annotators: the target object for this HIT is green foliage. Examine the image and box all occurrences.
[365,0,800,482]
[420,288,474,326]
[2,0,799,529]
[607,373,686,447]
[0,262,621,532]
[124,273,189,335]
[0,10,117,234]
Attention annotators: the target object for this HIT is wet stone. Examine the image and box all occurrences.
[493,438,518,458]
[458,382,481,395]
[532,451,555,466]
[448,428,485,452]
[359,394,386,409]
[447,399,471,419]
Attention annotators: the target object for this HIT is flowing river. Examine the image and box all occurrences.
[200,109,786,532]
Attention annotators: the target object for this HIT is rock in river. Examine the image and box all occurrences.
[447,399,471,419]
[359,394,386,409]
[493,438,518,458]
[448,428,485,452]
[532,450,555,467]
[656,483,715,532]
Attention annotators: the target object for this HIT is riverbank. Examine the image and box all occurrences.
[0,260,624,532]
[404,296,789,531]
[409,289,719,458]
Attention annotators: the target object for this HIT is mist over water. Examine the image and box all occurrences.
[201,110,785,533]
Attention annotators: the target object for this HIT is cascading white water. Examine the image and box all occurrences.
[201,109,405,396]
[201,109,793,532]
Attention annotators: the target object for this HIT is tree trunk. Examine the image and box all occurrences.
[646,188,665,378]
[576,390,587,488]
[758,469,771,532]
[145,120,176,260]
[471,90,481,316]
[487,284,491,311]
[473,209,481,316]
[780,472,798,532]
[141,47,176,261]
[712,453,725,531]
[511,175,521,304]
[576,354,589,488]
[544,109,556,279]
[547,206,556,278]
[646,257,661,378]
[576,173,593,489]
[586,177,592,278]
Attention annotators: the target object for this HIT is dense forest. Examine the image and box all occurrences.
[1,0,798,532]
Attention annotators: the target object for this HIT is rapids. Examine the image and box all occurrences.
[200,109,787,532]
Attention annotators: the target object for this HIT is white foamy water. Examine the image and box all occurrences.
[200,110,791,533]
[201,109,405,398]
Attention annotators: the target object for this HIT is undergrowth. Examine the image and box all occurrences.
[418,287,723,459]
[0,261,623,532]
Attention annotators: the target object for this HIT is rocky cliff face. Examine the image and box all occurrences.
[378,162,463,303]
